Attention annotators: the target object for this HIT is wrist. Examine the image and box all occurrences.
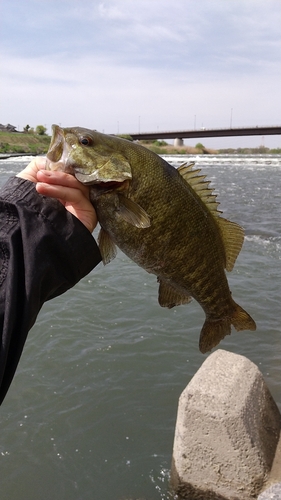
[16,172,37,183]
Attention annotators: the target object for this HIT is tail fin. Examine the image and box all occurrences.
[199,317,231,354]
[199,302,256,354]
[230,302,256,332]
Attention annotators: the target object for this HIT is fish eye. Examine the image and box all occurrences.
[80,136,92,146]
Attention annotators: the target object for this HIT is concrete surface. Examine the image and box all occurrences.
[258,483,281,499]
[170,349,281,500]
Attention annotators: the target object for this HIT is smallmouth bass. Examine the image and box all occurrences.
[46,125,256,353]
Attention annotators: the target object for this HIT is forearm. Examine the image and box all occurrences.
[0,177,101,404]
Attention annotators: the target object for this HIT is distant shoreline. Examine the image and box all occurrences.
[0,131,280,156]
[0,153,37,159]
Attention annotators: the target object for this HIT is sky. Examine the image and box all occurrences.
[1,0,281,149]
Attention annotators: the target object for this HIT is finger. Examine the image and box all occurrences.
[37,170,90,196]
[36,182,97,232]
[36,182,89,206]
[16,156,47,181]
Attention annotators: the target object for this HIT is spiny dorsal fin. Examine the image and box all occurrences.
[217,218,244,271]
[178,162,221,216]
[98,227,117,265]
[178,162,244,271]
[118,194,151,228]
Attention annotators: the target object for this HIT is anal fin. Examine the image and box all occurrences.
[158,278,192,309]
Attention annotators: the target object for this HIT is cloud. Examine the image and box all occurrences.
[0,0,280,147]
[98,2,129,21]
[1,50,279,130]
[2,0,280,70]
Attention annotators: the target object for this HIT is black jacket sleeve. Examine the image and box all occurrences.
[0,177,102,404]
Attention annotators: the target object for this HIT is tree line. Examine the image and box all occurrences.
[24,125,47,135]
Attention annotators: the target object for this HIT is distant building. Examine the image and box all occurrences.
[0,124,18,132]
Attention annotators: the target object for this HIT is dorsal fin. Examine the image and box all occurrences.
[178,162,244,271]
[178,162,221,216]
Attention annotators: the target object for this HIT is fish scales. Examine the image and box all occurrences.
[108,151,229,311]
[46,125,256,353]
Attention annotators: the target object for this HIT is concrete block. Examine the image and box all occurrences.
[170,349,281,500]
[258,483,281,499]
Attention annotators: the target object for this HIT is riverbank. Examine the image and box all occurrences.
[1,131,280,156]
[138,140,281,155]
[0,131,50,155]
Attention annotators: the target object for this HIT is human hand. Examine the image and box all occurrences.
[17,157,98,233]
[16,156,46,183]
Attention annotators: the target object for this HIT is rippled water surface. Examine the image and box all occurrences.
[0,154,280,500]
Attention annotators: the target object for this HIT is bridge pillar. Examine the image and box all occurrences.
[174,138,184,147]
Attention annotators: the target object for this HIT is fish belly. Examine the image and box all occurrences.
[94,178,232,322]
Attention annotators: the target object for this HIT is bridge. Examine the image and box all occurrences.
[126,125,281,145]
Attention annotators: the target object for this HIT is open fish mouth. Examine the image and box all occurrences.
[46,125,65,163]
[46,125,74,173]
[46,124,133,187]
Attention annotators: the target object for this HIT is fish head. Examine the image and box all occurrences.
[46,125,132,187]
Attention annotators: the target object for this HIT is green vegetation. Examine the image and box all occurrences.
[140,141,281,155]
[0,131,50,155]
[0,130,280,156]
[140,140,213,155]
[219,146,281,154]
[35,125,47,135]
[153,140,168,147]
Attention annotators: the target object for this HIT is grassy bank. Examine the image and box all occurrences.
[1,132,280,155]
[139,140,217,155]
[137,140,281,155]
[121,137,281,155]
[0,131,50,155]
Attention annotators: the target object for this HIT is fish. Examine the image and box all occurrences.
[46,124,256,353]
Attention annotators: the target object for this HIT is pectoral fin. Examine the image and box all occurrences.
[158,278,192,308]
[97,227,117,265]
[118,195,150,228]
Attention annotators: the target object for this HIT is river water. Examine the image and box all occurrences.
[0,154,280,500]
